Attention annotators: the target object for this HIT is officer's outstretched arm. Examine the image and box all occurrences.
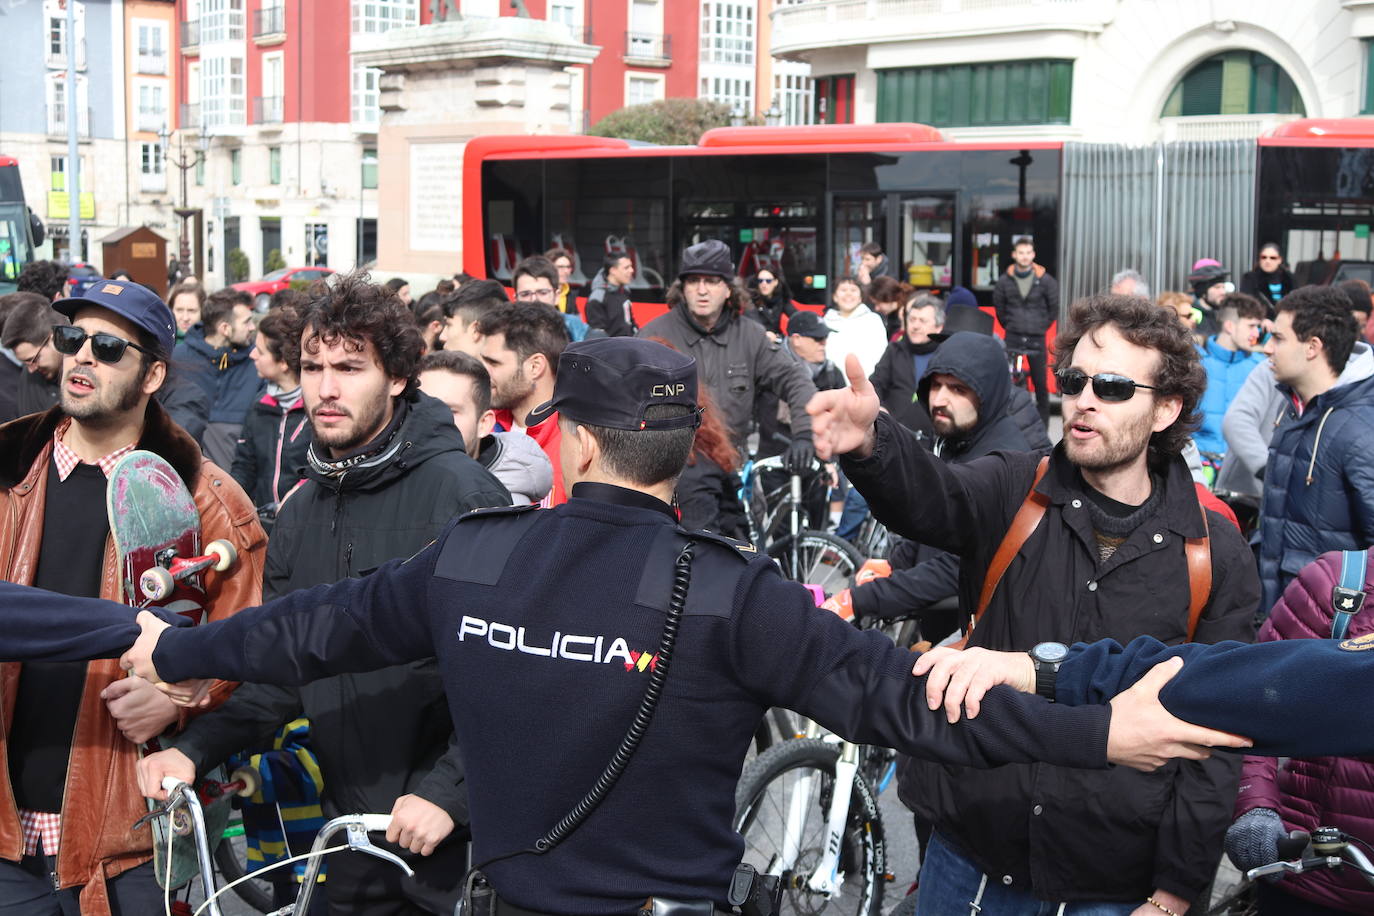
[0,580,192,662]
[119,534,443,693]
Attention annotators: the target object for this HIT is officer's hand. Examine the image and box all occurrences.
[1106,658,1252,772]
[101,675,179,744]
[387,794,454,857]
[821,588,854,622]
[807,355,880,460]
[912,647,1035,723]
[784,436,815,473]
[121,611,170,684]
[1225,808,1286,876]
[137,748,197,802]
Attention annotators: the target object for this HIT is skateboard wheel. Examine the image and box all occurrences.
[206,539,237,572]
[140,567,175,602]
[230,764,261,798]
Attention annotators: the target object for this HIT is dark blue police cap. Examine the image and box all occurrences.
[55,279,177,356]
[526,337,701,431]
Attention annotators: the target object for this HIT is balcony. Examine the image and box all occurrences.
[48,107,92,139]
[253,6,286,44]
[140,170,167,193]
[1157,114,1302,143]
[179,102,201,129]
[136,51,167,74]
[624,31,671,66]
[136,107,166,133]
[770,0,1115,59]
[181,20,199,54]
[252,95,284,125]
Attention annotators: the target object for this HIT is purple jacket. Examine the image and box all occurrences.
[1235,549,1374,914]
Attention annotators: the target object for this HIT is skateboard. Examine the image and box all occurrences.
[106,450,237,623]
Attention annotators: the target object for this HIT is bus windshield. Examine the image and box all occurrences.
[0,203,34,289]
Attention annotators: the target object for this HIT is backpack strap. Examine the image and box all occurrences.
[973,456,1051,631]
[1184,505,1211,641]
[1331,549,1368,640]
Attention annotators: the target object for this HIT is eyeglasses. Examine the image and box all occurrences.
[50,325,155,365]
[684,275,725,288]
[19,337,49,369]
[515,288,556,302]
[1055,368,1157,402]
[758,277,777,285]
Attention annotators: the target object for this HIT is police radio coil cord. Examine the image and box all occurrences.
[460,543,695,903]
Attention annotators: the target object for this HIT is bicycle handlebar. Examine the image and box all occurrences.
[1245,828,1374,887]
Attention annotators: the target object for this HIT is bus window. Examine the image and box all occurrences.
[1257,147,1374,285]
[546,157,670,294]
[483,160,544,281]
[0,204,34,283]
[901,195,955,289]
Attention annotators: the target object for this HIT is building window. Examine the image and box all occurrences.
[269,146,281,184]
[814,74,854,125]
[195,156,205,186]
[700,75,752,113]
[46,74,89,135]
[44,0,86,70]
[350,0,417,34]
[699,1,753,66]
[876,59,1072,127]
[202,54,246,127]
[626,74,663,107]
[230,148,241,185]
[774,68,813,126]
[51,156,66,192]
[305,222,328,266]
[1161,51,1305,117]
[200,0,245,43]
[361,147,378,189]
[140,143,164,176]
[135,21,168,74]
[549,0,580,39]
[137,82,167,133]
[351,63,381,126]
[628,0,661,55]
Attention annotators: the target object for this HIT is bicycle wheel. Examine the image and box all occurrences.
[734,738,887,916]
[768,531,863,592]
[212,826,275,913]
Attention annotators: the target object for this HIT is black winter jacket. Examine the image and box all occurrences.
[229,389,312,510]
[844,414,1258,903]
[675,452,747,540]
[586,273,636,337]
[869,337,938,439]
[743,289,797,337]
[992,264,1059,337]
[170,393,510,892]
[172,325,261,425]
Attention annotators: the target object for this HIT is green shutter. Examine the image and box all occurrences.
[873,59,1074,128]
[1366,40,1374,115]
[1049,60,1072,123]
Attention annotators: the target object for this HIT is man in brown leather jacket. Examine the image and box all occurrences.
[0,280,266,915]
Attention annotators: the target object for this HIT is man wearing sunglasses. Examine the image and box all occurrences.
[810,294,1258,916]
[0,280,267,915]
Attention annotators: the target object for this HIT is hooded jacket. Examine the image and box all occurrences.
[1235,549,1374,915]
[1196,337,1264,458]
[0,400,266,916]
[478,430,553,506]
[844,413,1258,903]
[585,269,636,338]
[638,301,816,447]
[852,333,1037,620]
[170,391,509,905]
[992,263,1060,337]
[172,324,261,425]
[1259,342,1374,613]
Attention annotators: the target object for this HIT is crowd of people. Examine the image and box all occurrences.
[0,233,1370,916]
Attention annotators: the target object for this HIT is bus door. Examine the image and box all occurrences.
[829,192,957,294]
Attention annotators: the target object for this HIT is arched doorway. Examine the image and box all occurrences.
[1161,50,1306,118]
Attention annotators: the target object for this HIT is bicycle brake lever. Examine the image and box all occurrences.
[343,819,416,877]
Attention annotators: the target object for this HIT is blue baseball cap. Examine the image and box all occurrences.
[55,279,177,356]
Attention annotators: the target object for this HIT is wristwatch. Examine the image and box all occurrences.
[1029,642,1069,701]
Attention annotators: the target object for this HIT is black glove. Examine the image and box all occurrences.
[1225,807,1285,875]
[784,437,815,474]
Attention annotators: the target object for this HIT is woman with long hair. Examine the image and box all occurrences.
[823,275,888,378]
[1239,242,1295,313]
[744,269,796,340]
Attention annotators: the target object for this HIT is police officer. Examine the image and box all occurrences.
[4,340,1271,912]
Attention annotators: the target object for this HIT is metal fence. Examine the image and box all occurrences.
[1060,140,1256,305]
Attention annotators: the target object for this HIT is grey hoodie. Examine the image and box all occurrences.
[479,430,554,506]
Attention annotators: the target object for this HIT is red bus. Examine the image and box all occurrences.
[462,119,1374,325]
[0,157,43,293]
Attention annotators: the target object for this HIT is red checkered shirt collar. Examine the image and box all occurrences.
[51,418,137,482]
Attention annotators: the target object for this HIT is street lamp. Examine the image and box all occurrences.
[730,106,747,128]
[158,124,210,277]
[764,98,783,127]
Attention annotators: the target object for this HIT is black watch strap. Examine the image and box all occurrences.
[1033,661,1058,701]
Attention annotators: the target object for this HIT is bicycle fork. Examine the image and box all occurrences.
[772,738,859,897]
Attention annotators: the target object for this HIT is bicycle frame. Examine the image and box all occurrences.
[772,720,859,897]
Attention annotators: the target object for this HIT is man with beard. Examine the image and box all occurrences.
[1,293,65,421]
[0,280,266,914]
[139,273,508,916]
[809,294,1258,916]
[477,301,570,505]
[173,289,260,467]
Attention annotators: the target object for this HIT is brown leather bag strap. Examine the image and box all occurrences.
[1184,504,1211,641]
[973,456,1051,629]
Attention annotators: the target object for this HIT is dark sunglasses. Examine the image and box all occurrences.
[1055,368,1157,402]
[51,325,155,365]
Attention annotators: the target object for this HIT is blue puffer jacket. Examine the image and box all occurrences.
[172,324,262,426]
[1258,342,1374,614]
[1196,337,1263,458]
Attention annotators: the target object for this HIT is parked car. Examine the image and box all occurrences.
[66,262,101,298]
[232,266,334,310]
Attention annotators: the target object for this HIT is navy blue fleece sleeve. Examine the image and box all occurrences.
[0,581,191,661]
[1058,635,1374,758]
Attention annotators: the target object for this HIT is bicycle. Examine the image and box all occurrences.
[1005,345,1032,392]
[143,776,412,916]
[1206,826,1374,915]
[738,454,862,593]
